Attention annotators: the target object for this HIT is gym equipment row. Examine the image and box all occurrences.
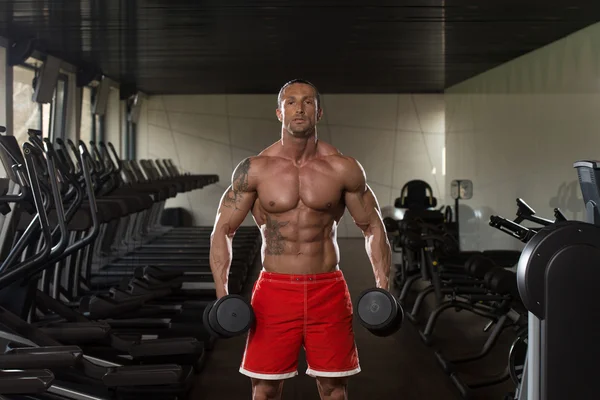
[385,180,526,399]
[390,174,600,400]
[0,129,261,399]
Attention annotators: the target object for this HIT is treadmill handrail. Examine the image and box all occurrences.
[18,143,101,282]
[19,140,69,257]
[0,143,53,288]
[42,141,69,257]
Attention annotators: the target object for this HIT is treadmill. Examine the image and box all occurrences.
[14,137,220,347]
[69,143,258,298]
[0,137,197,399]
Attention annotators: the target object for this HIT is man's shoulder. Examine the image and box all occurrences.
[314,141,351,166]
[323,153,363,174]
[242,154,270,163]
[319,149,365,190]
[231,155,270,181]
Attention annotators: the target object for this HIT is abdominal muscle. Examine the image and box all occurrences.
[255,209,342,275]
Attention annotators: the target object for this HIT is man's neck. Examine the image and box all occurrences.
[279,130,318,165]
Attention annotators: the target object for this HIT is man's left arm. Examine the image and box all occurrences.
[343,158,392,291]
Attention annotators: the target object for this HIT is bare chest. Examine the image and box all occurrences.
[257,165,343,213]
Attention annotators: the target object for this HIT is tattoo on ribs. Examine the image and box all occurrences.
[223,158,251,209]
[265,215,289,255]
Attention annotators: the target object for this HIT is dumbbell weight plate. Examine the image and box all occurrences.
[202,302,220,338]
[374,303,403,337]
[356,288,403,337]
[208,295,255,338]
[467,255,494,277]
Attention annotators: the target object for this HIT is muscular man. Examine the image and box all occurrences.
[209,79,392,400]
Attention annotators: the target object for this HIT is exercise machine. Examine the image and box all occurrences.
[492,160,600,400]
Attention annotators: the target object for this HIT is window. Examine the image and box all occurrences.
[42,103,51,136]
[13,65,41,145]
[80,87,93,143]
[13,65,66,146]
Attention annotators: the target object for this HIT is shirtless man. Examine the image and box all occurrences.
[209,79,392,400]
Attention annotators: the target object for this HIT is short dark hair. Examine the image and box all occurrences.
[277,79,321,110]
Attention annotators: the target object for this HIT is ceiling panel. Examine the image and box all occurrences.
[0,0,598,94]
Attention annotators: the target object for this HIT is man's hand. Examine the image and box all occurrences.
[377,276,391,292]
[215,287,229,300]
[341,157,392,291]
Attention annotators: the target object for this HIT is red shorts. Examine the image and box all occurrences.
[239,270,360,380]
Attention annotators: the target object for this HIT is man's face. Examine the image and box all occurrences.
[276,83,322,137]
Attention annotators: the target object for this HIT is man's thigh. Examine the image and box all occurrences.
[304,276,361,378]
[240,278,305,380]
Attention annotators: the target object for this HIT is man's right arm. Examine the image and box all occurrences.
[210,157,258,299]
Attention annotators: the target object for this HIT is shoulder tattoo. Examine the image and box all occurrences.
[223,158,251,209]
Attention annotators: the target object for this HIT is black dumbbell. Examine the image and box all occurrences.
[203,294,255,339]
[466,255,496,278]
[356,288,404,337]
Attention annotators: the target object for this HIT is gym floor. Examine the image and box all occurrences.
[190,238,517,399]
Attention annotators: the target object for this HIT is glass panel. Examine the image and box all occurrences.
[12,66,41,146]
[42,103,51,137]
[80,87,93,143]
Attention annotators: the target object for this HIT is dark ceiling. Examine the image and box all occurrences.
[0,0,599,95]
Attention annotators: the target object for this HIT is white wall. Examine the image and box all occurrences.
[137,93,445,237]
[446,22,600,250]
